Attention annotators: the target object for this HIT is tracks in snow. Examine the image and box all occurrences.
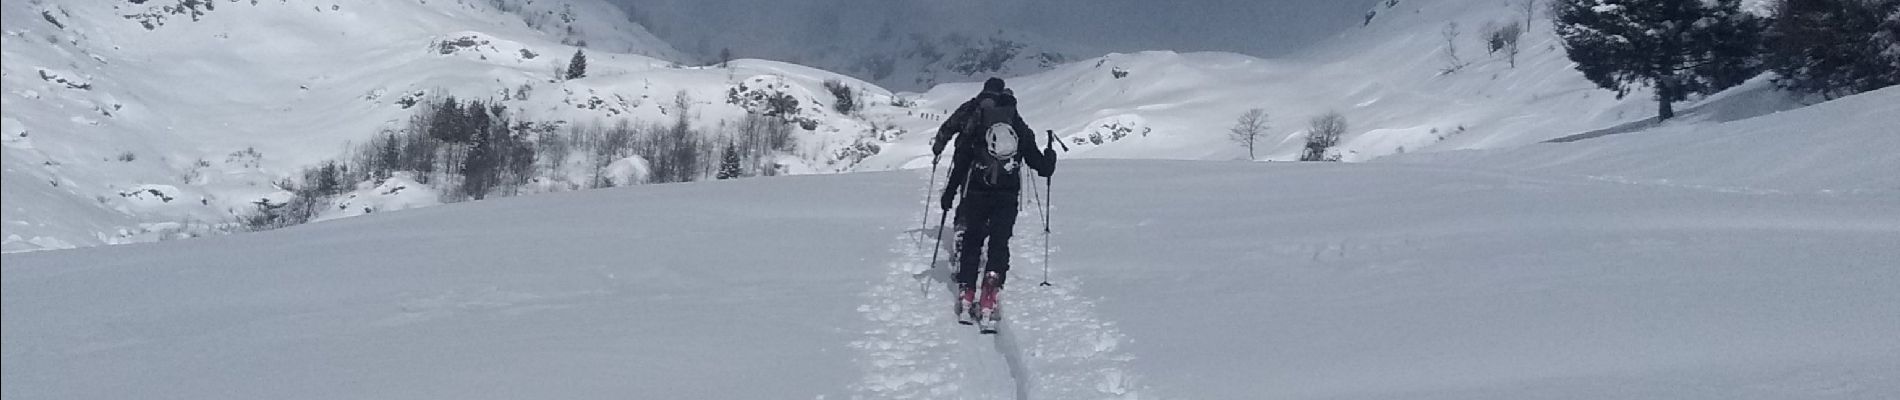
[849,169,1151,400]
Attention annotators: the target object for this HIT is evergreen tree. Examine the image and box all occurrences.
[456,100,512,200]
[312,161,344,196]
[428,96,466,143]
[566,48,588,80]
[375,132,400,181]
[717,142,744,179]
[1554,0,1766,120]
[1765,0,1900,99]
[461,116,499,200]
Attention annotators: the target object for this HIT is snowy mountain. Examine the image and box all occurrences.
[2,0,896,252]
[6,85,1898,397]
[5,0,1899,397]
[3,0,1893,253]
[613,0,1384,90]
[856,0,1822,171]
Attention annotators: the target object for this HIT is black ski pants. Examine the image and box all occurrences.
[955,190,1019,287]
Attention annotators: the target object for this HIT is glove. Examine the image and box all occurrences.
[940,189,957,211]
[1038,148,1058,177]
[931,137,947,157]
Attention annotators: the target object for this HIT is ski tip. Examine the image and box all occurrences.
[979,329,998,334]
[958,321,975,325]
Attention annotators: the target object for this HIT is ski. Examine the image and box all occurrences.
[977,307,999,334]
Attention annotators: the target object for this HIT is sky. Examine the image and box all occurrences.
[607,0,1382,61]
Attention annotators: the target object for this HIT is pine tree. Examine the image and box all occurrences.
[1554,0,1766,120]
[428,96,464,143]
[1765,0,1900,99]
[376,132,400,181]
[566,48,588,80]
[462,129,495,200]
[457,101,509,200]
[717,142,743,179]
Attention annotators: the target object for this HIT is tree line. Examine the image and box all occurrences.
[1555,0,1900,120]
[242,92,800,231]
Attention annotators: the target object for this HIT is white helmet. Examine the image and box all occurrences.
[985,122,1019,161]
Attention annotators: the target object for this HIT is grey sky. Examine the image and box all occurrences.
[608,0,1380,60]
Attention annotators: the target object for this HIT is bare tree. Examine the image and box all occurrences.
[1522,0,1537,30]
[641,91,705,183]
[589,120,636,188]
[1441,22,1469,74]
[535,125,572,180]
[1302,111,1348,162]
[1227,108,1270,160]
[1488,21,1526,68]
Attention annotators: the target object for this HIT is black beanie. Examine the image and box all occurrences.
[983,77,1006,93]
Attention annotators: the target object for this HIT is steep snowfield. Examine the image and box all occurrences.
[6,86,1899,398]
[1,0,889,252]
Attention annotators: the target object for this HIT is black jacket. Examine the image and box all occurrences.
[937,92,1054,195]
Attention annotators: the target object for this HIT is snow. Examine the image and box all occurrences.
[856,0,1693,169]
[600,155,653,187]
[1392,85,1900,194]
[5,0,1860,252]
[4,2,1899,396]
[1,0,894,252]
[7,83,1899,397]
[311,173,442,222]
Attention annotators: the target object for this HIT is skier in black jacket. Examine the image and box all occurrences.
[931,77,1056,325]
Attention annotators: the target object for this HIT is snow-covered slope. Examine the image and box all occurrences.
[1,0,894,252]
[1391,85,1900,194]
[6,0,1890,254]
[856,0,1822,170]
[8,99,1898,397]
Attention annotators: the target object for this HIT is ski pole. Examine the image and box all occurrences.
[1040,173,1053,287]
[1041,166,1056,286]
[1040,131,1067,287]
[928,208,950,272]
[931,165,972,275]
[918,157,939,246]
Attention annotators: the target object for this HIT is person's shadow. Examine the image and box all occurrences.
[911,223,984,296]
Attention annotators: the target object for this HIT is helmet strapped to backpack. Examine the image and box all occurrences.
[973,97,1022,186]
[985,123,1019,161]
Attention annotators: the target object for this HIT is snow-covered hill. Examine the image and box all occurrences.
[7,86,1898,396]
[5,0,1892,254]
[1392,85,1900,194]
[856,0,1821,170]
[2,0,896,252]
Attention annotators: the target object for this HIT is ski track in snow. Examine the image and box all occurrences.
[850,169,1150,400]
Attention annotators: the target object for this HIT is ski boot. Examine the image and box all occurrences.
[977,271,1003,334]
[955,283,977,325]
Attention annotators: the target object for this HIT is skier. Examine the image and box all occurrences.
[931,77,1057,329]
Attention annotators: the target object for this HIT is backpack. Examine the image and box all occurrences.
[970,97,1021,187]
